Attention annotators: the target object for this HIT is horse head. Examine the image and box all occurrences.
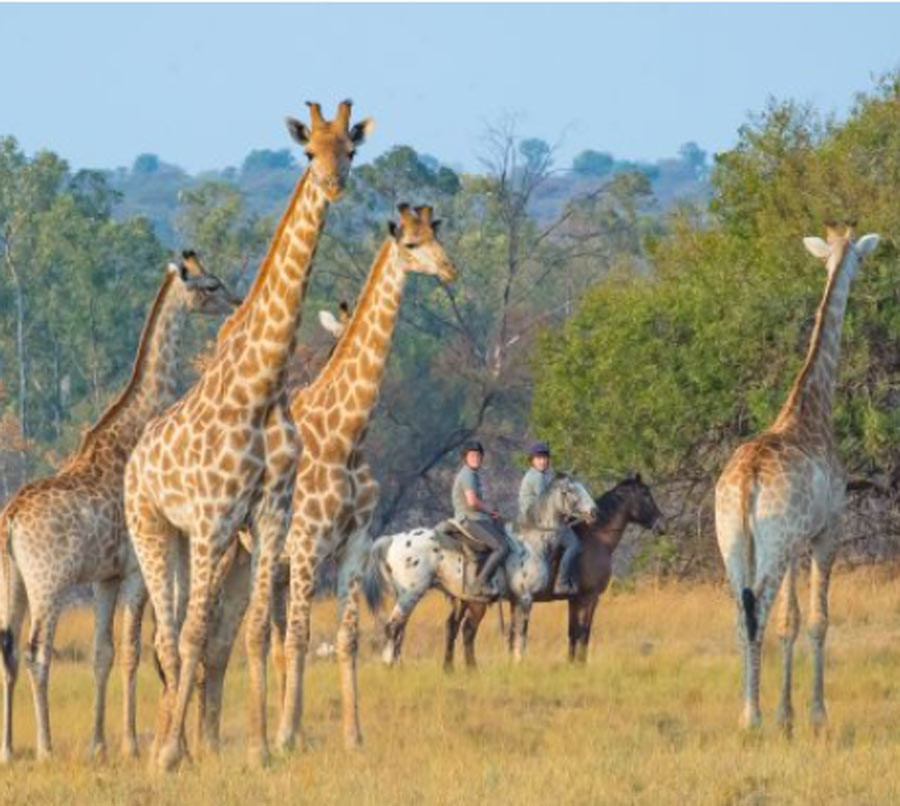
[549,472,599,526]
[618,472,665,533]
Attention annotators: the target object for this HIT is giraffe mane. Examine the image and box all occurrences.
[774,235,849,425]
[294,238,393,408]
[76,268,177,454]
[216,170,310,347]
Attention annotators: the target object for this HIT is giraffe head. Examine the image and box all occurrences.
[802,224,880,279]
[318,300,352,340]
[286,100,374,200]
[388,204,458,283]
[169,250,240,314]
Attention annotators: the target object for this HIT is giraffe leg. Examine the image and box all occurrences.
[23,599,62,761]
[89,579,119,760]
[201,543,251,754]
[443,599,464,672]
[275,541,318,753]
[335,535,367,749]
[270,562,288,711]
[462,602,486,669]
[774,557,800,736]
[119,566,147,760]
[127,508,178,768]
[1,562,27,764]
[809,525,838,733]
[157,534,224,772]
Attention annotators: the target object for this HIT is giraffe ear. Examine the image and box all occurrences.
[349,118,375,145]
[286,117,311,145]
[431,219,442,236]
[803,237,831,261]
[318,309,344,338]
[388,220,400,240]
[855,233,880,259]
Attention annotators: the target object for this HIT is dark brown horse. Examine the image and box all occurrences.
[443,474,664,669]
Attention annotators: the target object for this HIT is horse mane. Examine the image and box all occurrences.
[76,268,176,455]
[593,482,628,528]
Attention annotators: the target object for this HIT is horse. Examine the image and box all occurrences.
[363,473,598,664]
[444,473,664,669]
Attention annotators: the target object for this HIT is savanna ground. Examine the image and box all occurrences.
[3,566,900,804]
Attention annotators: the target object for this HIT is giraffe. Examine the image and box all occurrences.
[123,100,373,771]
[0,252,237,763]
[198,204,457,752]
[715,225,880,734]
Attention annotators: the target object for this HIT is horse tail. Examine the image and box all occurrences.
[739,466,758,642]
[363,536,392,614]
[0,506,17,678]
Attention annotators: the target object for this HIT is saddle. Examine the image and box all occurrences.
[434,519,510,598]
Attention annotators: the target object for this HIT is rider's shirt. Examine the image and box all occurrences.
[452,465,489,522]
[518,467,551,521]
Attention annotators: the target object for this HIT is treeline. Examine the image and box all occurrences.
[534,74,900,574]
[0,120,676,533]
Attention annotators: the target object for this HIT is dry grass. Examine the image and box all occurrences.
[3,566,900,804]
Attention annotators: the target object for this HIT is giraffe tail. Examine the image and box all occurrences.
[363,536,392,614]
[739,466,758,642]
[0,507,16,677]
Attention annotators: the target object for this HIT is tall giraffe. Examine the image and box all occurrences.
[0,252,237,763]
[715,226,880,733]
[123,101,372,771]
[199,205,457,752]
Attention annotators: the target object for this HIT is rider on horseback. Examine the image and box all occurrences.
[519,441,580,594]
[451,440,509,596]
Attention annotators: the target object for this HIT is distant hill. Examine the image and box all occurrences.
[105,142,712,245]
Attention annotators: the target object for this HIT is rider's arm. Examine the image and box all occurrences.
[464,488,499,519]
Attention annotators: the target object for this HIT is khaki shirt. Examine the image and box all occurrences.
[518,467,551,521]
[452,465,488,521]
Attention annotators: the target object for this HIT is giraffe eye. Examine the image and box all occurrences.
[304,150,313,160]
[348,148,357,159]
[404,242,418,250]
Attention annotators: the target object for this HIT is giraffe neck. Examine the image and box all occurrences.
[75,272,187,464]
[217,170,329,405]
[293,240,406,432]
[771,249,854,446]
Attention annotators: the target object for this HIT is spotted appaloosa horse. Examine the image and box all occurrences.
[364,473,598,664]
[445,474,664,669]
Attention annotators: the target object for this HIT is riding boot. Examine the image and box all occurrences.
[554,543,581,595]
[471,546,508,597]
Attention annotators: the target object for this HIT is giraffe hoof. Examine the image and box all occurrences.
[90,741,108,762]
[157,741,182,772]
[121,740,139,761]
[247,743,271,768]
[344,732,363,751]
[810,707,828,735]
[0,748,13,764]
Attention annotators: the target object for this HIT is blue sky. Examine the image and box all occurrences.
[2,3,900,174]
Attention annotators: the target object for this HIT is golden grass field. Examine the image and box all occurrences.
[3,566,900,805]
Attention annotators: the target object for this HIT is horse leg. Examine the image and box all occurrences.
[575,595,600,663]
[462,602,486,669]
[567,598,579,662]
[382,592,424,666]
[444,599,464,672]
